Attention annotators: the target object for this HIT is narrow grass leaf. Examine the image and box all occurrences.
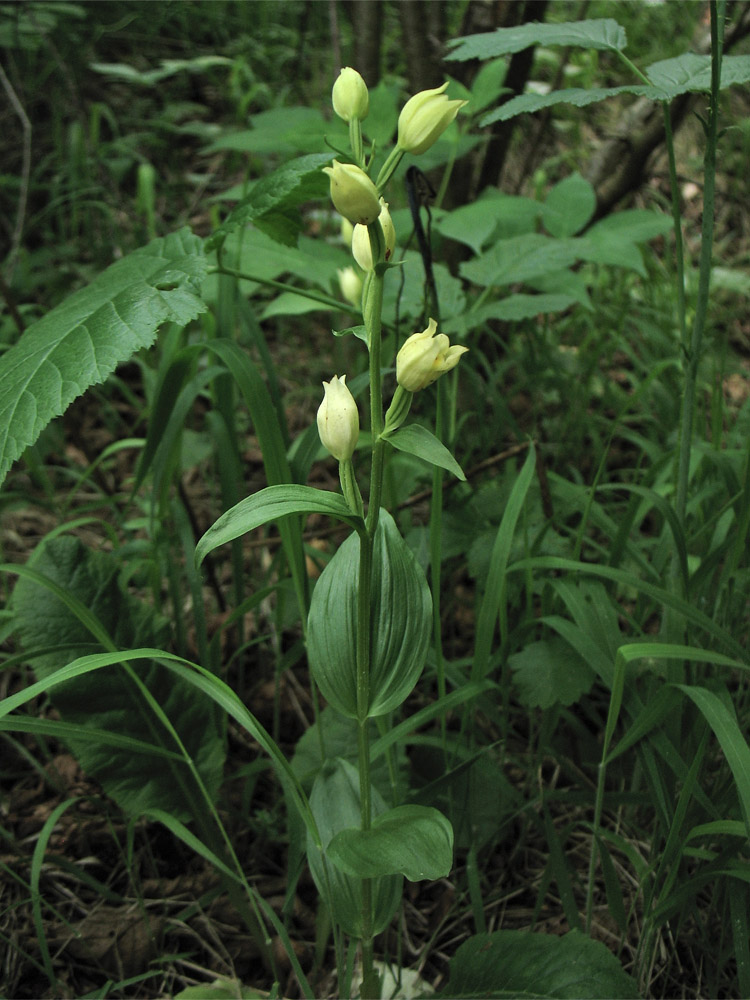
[678,684,750,837]
[31,798,78,990]
[473,444,535,681]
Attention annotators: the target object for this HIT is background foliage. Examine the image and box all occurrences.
[2,1,750,998]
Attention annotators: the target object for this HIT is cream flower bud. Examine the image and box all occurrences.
[351,198,396,270]
[340,216,354,245]
[323,160,381,226]
[338,266,362,308]
[317,375,359,461]
[332,67,369,122]
[396,319,469,392]
[397,82,468,156]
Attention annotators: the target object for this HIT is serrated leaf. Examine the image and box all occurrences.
[446,18,628,62]
[647,52,750,94]
[509,638,595,709]
[328,805,454,881]
[206,106,346,156]
[384,423,465,480]
[0,229,207,489]
[11,538,224,821]
[481,84,667,126]
[207,153,331,249]
[438,929,640,999]
[307,509,432,719]
[460,233,580,289]
[542,173,596,238]
[195,485,364,566]
[436,191,540,254]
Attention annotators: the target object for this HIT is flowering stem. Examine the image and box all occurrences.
[375,145,405,192]
[353,220,389,999]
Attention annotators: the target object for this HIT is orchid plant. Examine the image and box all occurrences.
[196,68,468,997]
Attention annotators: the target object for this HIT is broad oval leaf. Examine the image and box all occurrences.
[307,509,432,719]
[306,758,401,937]
[327,804,454,882]
[0,228,207,489]
[542,173,596,238]
[438,929,639,999]
[195,484,364,566]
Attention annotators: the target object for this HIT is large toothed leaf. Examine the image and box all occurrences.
[0,228,207,489]
[207,153,332,249]
[446,18,628,62]
[11,537,224,821]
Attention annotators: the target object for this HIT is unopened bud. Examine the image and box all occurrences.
[351,198,396,270]
[317,375,359,461]
[323,160,381,226]
[332,67,369,122]
[338,266,362,308]
[396,319,468,392]
[398,83,468,156]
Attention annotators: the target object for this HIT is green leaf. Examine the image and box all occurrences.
[445,294,579,336]
[333,325,368,343]
[436,191,540,255]
[542,173,596,238]
[328,805,454,881]
[509,638,595,709]
[0,228,207,489]
[586,209,673,245]
[174,980,265,1000]
[446,18,628,62]
[438,929,640,999]
[90,55,232,87]
[195,484,364,566]
[306,758,401,937]
[473,445,536,682]
[384,423,465,481]
[647,53,750,95]
[11,538,224,821]
[307,508,432,719]
[678,684,750,838]
[206,107,346,157]
[460,234,580,289]
[481,85,666,126]
[261,291,334,319]
[207,153,332,249]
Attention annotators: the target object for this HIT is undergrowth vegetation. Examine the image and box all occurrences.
[2,1,750,998]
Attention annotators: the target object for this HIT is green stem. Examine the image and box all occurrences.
[674,0,723,532]
[209,265,350,313]
[375,145,406,192]
[355,219,389,999]
[350,117,365,169]
[431,379,447,753]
